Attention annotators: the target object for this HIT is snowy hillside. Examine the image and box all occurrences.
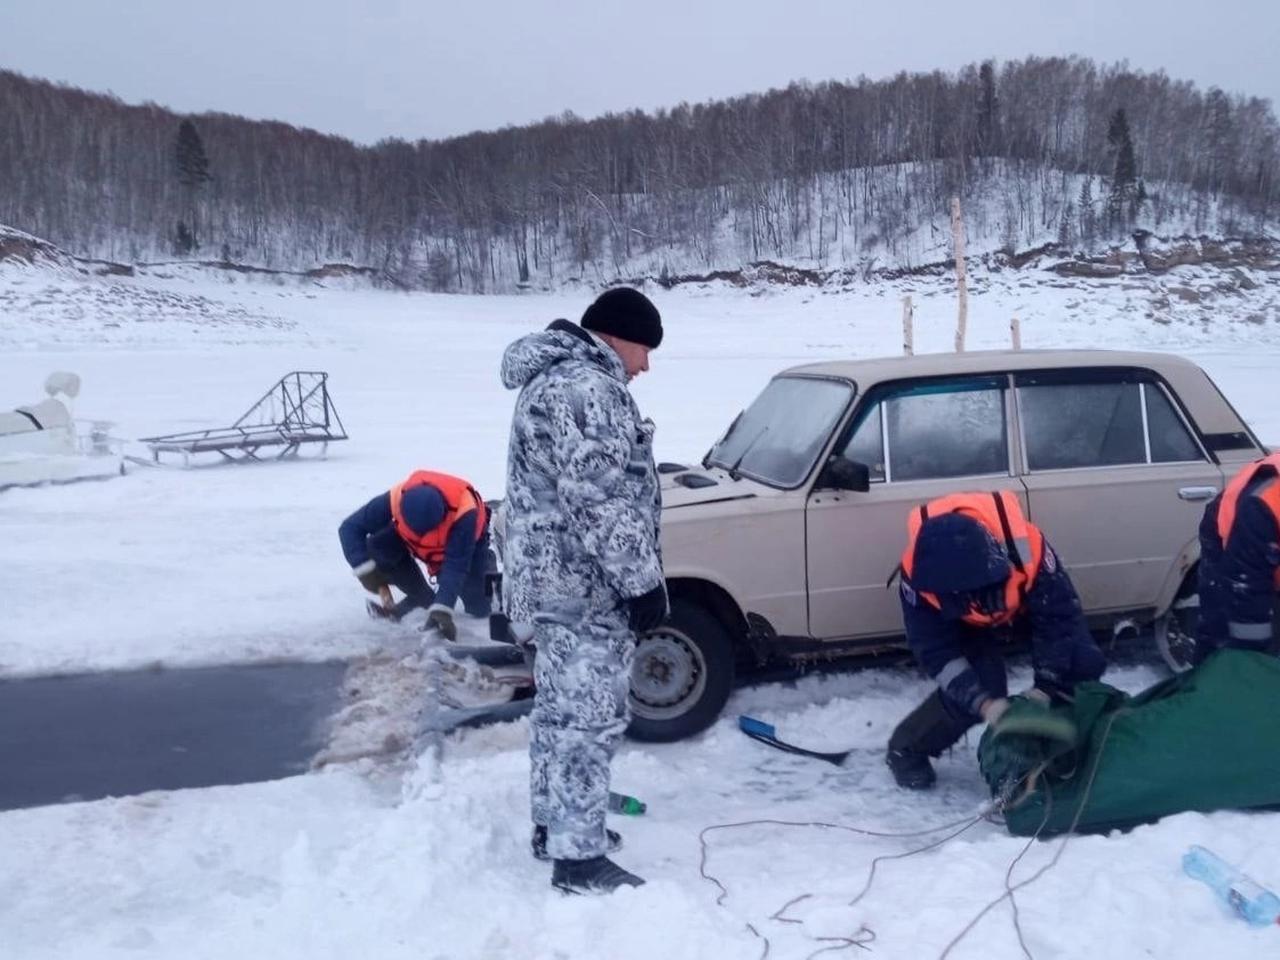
[2,256,1279,959]
[8,57,1280,293]
[6,157,1279,297]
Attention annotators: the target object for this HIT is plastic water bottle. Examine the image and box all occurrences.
[607,791,646,816]
[1183,845,1280,927]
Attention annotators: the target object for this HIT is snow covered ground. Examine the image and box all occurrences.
[2,262,1279,959]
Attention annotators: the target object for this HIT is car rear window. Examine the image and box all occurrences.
[1018,378,1204,470]
[1020,382,1146,470]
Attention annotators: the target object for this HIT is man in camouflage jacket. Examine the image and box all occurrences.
[499,287,666,894]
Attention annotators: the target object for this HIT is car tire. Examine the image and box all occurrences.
[627,598,735,742]
[1154,577,1201,673]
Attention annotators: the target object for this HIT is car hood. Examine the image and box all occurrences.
[660,466,773,509]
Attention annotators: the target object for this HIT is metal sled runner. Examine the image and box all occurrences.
[140,371,348,464]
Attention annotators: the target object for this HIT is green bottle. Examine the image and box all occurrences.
[607,791,647,815]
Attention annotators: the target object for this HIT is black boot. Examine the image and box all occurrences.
[886,748,937,789]
[531,824,622,861]
[885,690,972,790]
[551,856,645,894]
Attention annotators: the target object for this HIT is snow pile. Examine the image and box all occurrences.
[130,258,399,293]
[0,223,80,278]
[0,277,296,346]
[0,228,304,346]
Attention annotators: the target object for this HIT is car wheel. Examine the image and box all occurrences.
[1154,582,1200,673]
[627,598,735,742]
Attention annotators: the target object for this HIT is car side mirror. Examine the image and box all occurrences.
[820,455,871,492]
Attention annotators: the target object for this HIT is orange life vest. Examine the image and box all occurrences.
[389,470,487,574]
[901,490,1045,627]
[1215,453,1280,590]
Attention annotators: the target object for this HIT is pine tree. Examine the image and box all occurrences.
[1106,109,1137,231]
[1078,178,1095,250]
[175,120,211,187]
[174,119,212,254]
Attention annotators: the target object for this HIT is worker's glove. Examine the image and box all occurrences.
[979,696,1011,726]
[989,694,1077,746]
[964,583,1007,617]
[627,584,669,634]
[423,603,457,642]
[352,560,388,596]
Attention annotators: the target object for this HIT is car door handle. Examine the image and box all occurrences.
[1178,486,1218,502]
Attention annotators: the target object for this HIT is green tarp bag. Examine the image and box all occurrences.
[978,649,1280,837]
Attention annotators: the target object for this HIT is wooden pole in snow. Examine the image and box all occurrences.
[951,197,968,353]
[902,295,914,356]
[1010,315,1022,350]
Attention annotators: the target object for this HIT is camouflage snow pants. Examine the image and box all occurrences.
[529,611,635,860]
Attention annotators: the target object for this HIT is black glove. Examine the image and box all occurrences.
[627,585,669,634]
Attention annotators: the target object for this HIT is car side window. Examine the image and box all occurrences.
[1018,377,1204,471]
[1144,384,1203,462]
[886,385,1008,481]
[1020,382,1145,470]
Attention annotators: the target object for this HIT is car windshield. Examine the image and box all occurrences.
[706,376,854,487]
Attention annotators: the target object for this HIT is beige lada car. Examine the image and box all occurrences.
[629,348,1270,741]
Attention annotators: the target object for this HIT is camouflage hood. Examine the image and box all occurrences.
[500,319,626,390]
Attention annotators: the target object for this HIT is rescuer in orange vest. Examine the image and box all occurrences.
[1196,453,1280,660]
[887,490,1106,790]
[338,469,495,640]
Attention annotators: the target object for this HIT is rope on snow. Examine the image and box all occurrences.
[698,711,1123,960]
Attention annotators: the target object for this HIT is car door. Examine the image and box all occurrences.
[1014,368,1225,613]
[805,374,1027,640]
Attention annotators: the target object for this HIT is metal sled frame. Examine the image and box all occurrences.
[141,371,348,465]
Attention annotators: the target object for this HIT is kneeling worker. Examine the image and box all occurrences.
[1196,452,1280,659]
[887,490,1106,789]
[338,469,494,639]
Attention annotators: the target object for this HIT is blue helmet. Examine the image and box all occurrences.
[910,513,1011,595]
[398,485,446,536]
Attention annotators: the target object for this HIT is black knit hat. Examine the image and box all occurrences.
[580,288,663,349]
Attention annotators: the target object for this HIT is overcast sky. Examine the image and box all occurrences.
[2,1,1276,145]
